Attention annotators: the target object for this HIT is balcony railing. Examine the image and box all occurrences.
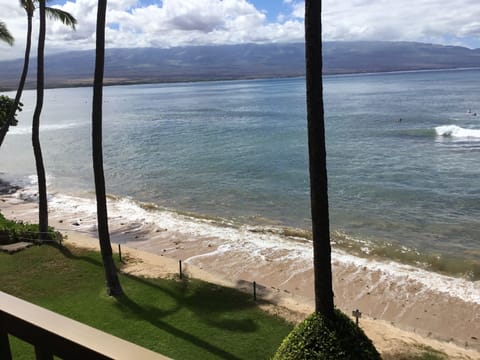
[0,291,171,359]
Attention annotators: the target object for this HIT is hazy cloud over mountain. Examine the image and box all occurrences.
[1,0,479,61]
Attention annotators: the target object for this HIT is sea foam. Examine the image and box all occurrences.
[9,122,84,135]
[11,175,480,305]
[435,125,480,139]
[32,186,479,305]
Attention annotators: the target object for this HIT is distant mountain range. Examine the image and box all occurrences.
[1,41,480,90]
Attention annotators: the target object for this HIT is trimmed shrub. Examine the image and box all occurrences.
[273,309,381,360]
[0,212,58,245]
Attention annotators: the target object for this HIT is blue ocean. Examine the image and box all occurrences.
[2,68,480,277]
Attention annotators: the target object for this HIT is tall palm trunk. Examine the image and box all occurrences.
[92,0,123,296]
[305,0,334,319]
[0,12,33,148]
[32,0,48,241]
[1,2,75,151]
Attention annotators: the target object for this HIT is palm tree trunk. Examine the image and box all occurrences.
[0,116,9,148]
[305,0,334,319]
[92,0,123,296]
[0,13,32,149]
[32,0,48,241]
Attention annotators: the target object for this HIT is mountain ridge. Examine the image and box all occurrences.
[1,41,479,90]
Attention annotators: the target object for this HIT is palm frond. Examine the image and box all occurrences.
[45,7,77,30]
[0,21,14,46]
[20,0,35,15]
[19,0,29,9]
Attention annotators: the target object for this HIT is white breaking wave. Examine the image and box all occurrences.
[10,179,480,306]
[331,250,480,305]
[9,122,84,135]
[41,189,480,305]
[435,125,480,139]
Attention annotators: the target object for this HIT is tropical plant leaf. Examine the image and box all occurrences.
[45,7,77,29]
[0,21,14,45]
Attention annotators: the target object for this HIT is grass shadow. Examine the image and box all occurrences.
[117,293,244,360]
[50,244,260,357]
[52,242,108,268]
[121,273,259,332]
[1,244,292,360]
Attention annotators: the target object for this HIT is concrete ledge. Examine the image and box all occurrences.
[0,242,33,254]
[0,291,171,359]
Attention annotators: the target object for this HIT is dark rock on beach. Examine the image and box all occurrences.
[0,179,20,195]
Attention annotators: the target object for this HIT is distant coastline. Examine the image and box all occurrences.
[3,66,480,92]
[2,40,480,91]
[2,73,305,92]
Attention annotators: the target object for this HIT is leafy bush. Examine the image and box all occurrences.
[273,309,381,360]
[0,212,58,245]
[0,95,22,128]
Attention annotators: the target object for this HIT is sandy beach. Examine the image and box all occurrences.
[1,190,479,359]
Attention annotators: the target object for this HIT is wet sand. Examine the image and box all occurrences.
[1,192,479,359]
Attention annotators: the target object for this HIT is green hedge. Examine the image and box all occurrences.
[0,212,58,245]
[273,309,381,360]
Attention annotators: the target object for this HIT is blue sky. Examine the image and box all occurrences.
[1,0,480,61]
[246,0,289,21]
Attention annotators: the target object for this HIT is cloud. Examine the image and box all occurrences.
[46,0,302,53]
[0,0,299,59]
[1,0,480,62]
[322,0,480,47]
[290,2,304,19]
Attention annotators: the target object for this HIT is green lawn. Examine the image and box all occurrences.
[0,244,293,359]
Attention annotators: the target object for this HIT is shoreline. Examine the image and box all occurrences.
[3,65,480,93]
[1,187,479,358]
